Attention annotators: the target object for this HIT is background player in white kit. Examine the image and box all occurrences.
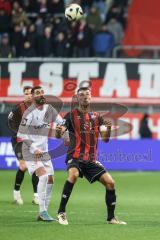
[18,86,59,221]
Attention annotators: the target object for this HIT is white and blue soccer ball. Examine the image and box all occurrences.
[65,3,83,21]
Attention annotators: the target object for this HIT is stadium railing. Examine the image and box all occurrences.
[113,45,160,59]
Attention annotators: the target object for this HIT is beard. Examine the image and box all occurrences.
[82,100,90,107]
[80,102,90,110]
[35,96,46,105]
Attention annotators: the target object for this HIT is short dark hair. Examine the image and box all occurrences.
[31,86,42,94]
[23,86,32,93]
[77,87,90,94]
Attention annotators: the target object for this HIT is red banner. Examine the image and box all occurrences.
[123,0,160,56]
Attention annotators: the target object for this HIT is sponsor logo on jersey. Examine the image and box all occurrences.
[34,123,50,129]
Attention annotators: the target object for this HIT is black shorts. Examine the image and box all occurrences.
[67,159,106,183]
[11,139,23,160]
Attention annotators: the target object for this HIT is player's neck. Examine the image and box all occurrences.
[78,105,90,113]
[35,104,44,110]
[24,100,31,107]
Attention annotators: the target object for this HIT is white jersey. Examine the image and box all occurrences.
[17,104,61,154]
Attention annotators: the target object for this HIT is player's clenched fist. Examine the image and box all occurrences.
[34,149,43,159]
[105,119,112,128]
[55,125,66,138]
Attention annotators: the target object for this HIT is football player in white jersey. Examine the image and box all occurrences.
[17,86,60,221]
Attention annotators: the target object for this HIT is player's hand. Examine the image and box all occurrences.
[55,125,66,138]
[34,149,43,159]
[105,119,112,128]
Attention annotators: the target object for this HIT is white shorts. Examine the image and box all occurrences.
[22,143,54,176]
[25,159,54,176]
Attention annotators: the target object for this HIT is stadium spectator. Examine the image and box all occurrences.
[75,18,92,57]
[93,0,107,22]
[53,16,68,36]
[0,33,15,58]
[92,24,115,57]
[107,17,124,45]
[86,6,102,33]
[11,24,24,57]
[37,0,48,14]
[37,25,54,57]
[0,7,11,33]
[11,1,30,26]
[35,15,45,36]
[0,0,11,16]
[48,0,65,14]
[22,0,39,13]
[105,4,125,27]
[139,114,152,139]
[20,39,36,57]
[54,32,68,57]
[66,21,78,57]
[26,24,38,51]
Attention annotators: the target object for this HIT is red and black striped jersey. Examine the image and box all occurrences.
[8,101,29,139]
[64,108,105,162]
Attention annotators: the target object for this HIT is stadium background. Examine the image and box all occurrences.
[0,1,160,240]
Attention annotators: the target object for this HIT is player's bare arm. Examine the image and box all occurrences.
[100,119,112,143]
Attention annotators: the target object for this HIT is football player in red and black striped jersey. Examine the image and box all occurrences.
[56,87,126,225]
[8,86,39,205]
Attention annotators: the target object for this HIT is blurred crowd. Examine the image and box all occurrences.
[0,0,131,58]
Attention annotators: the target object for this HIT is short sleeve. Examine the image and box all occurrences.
[45,104,59,123]
[8,105,21,133]
[17,110,33,139]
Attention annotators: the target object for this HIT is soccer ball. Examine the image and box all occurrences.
[65,4,83,21]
